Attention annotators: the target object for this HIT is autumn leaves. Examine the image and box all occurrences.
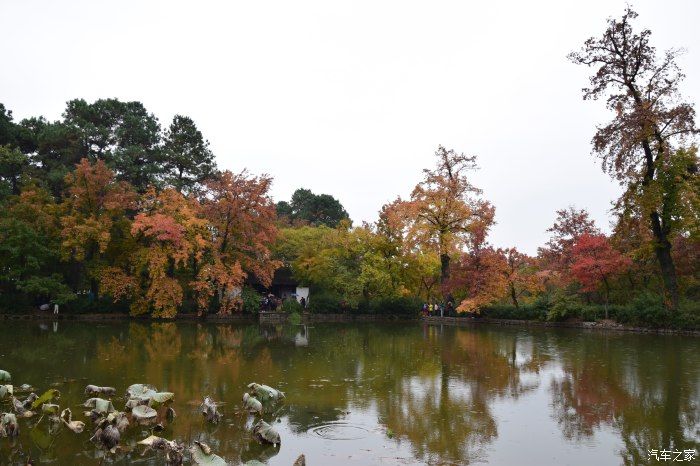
[59,159,278,317]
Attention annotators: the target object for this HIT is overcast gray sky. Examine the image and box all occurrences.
[2,0,699,254]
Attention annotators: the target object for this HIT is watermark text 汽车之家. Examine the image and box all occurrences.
[648,449,697,462]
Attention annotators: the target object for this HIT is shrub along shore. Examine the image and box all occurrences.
[3,289,699,334]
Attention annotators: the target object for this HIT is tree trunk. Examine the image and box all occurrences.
[602,276,610,320]
[509,283,519,309]
[421,277,435,301]
[90,277,99,301]
[11,177,20,195]
[627,81,680,311]
[650,211,679,310]
[440,253,450,291]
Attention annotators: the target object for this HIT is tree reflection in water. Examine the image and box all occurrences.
[1,321,698,465]
[549,333,699,465]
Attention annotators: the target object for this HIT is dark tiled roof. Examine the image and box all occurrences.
[246,267,298,287]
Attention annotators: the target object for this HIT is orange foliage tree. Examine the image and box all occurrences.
[196,170,281,315]
[99,187,208,317]
[448,247,507,314]
[60,158,136,295]
[500,247,543,309]
[97,170,280,318]
[447,247,543,313]
[128,188,209,317]
[388,146,495,296]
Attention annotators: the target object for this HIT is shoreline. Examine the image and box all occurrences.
[422,315,700,336]
[1,312,698,336]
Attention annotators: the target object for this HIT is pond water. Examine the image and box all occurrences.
[1,321,699,465]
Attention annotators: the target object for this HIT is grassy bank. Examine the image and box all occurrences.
[479,294,700,331]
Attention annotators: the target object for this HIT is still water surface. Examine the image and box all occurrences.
[0,321,698,465]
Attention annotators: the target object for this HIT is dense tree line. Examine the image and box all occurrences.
[0,99,277,316]
[0,8,697,326]
[273,8,698,326]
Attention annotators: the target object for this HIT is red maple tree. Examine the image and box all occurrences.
[571,234,630,318]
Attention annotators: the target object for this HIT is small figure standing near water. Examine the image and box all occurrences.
[53,303,59,315]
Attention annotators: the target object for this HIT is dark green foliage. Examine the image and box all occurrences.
[12,116,41,154]
[307,291,343,314]
[69,99,163,191]
[277,188,350,227]
[0,99,222,198]
[674,301,700,330]
[288,310,302,324]
[17,274,75,305]
[54,294,124,314]
[0,197,71,309]
[0,146,30,196]
[281,298,303,314]
[0,216,55,282]
[480,292,699,330]
[0,104,20,147]
[276,200,293,218]
[0,107,36,196]
[162,115,217,193]
[366,296,422,316]
[612,292,669,328]
[547,291,585,321]
[241,286,262,314]
[5,100,224,197]
[2,99,166,195]
[27,119,84,196]
[306,294,420,316]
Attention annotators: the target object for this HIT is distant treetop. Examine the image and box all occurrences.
[0,98,217,197]
[276,188,350,227]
